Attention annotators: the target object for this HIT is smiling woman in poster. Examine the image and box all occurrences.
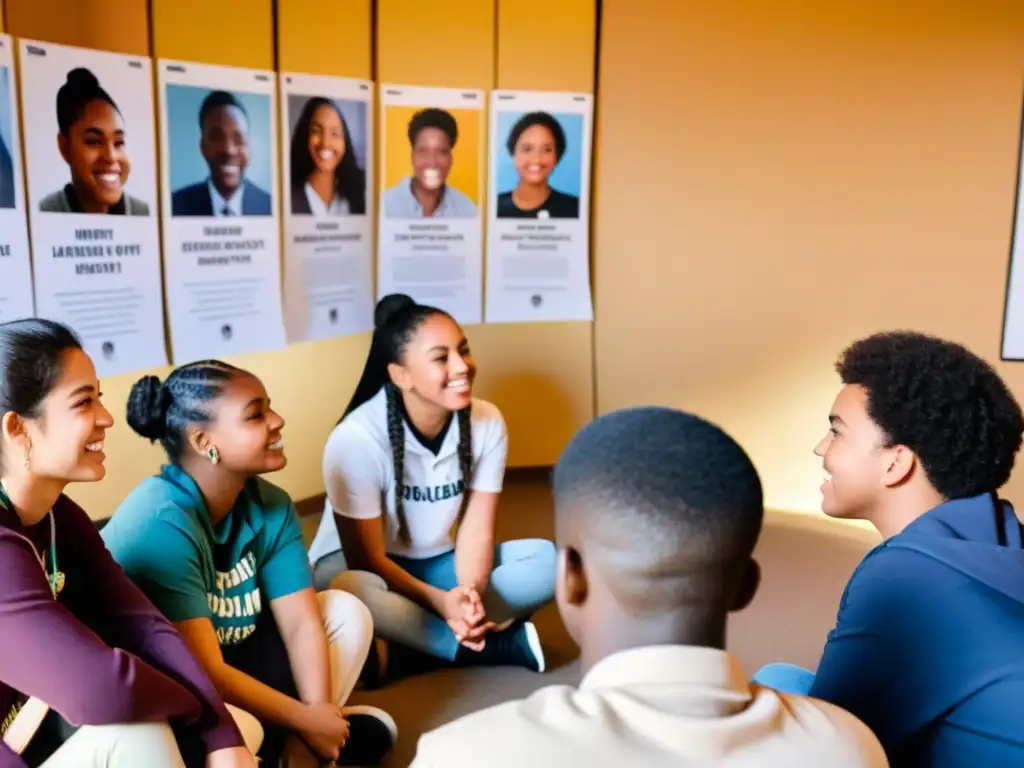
[289,97,366,216]
[40,68,149,216]
[497,111,578,220]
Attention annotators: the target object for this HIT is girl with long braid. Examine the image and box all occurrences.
[101,360,396,767]
[308,294,556,680]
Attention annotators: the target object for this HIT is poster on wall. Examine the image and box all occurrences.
[1003,96,1024,360]
[0,36,34,325]
[279,72,374,341]
[378,84,484,324]
[157,59,286,363]
[18,39,166,375]
[485,90,594,323]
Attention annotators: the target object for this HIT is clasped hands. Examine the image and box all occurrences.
[441,583,496,651]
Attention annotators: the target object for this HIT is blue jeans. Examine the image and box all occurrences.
[314,539,556,661]
[751,662,816,695]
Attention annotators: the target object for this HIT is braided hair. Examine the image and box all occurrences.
[343,294,473,545]
[126,359,243,461]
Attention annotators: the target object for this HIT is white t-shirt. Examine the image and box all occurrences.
[308,388,508,561]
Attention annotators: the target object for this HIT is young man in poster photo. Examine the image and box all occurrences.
[382,107,476,219]
[171,90,272,217]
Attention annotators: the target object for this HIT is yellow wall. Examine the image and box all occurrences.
[4,0,597,517]
[593,0,1024,514]
[6,0,148,54]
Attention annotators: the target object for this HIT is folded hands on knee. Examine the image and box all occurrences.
[441,584,497,651]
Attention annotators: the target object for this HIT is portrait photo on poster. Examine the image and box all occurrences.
[0,34,34,325]
[287,94,368,217]
[165,83,273,217]
[494,109,583,220]
[0,65,16,210]
[382,100,482,219]
[19,46,157,217]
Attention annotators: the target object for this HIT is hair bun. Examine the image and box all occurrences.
[65,67,99,89]
[126,375,170,441]
[374,294,416,330]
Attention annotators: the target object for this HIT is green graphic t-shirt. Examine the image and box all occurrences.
[102,464,312,646]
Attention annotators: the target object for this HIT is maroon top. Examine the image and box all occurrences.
[0,494,243,766]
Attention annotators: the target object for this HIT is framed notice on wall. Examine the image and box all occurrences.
[1002,92,1024,361]
[377,84,485,325]
[279,72,374,342]
[0,35,34,325]
[19,38,167,376]
[156,59,286,363]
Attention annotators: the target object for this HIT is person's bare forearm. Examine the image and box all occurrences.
[455,542,494,594]
[281,618,332,705]
[370,557,446,614]
[210,661,307,731]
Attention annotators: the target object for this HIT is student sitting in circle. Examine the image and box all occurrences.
[412,407,887,767]
[308,294,556,680]
[101,360,396,767]
[0,319,255,768]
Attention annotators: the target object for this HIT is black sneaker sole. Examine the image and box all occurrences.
[336,705,397,766]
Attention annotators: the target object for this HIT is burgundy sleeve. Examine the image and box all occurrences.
[0,743,27,767]
[64,505,244,754]
[0,533,202,729]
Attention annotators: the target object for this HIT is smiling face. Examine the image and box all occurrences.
[201,104,250,198]
[308,103,346,174]
[514,123,558,186]
[411,127,453,191]
[58,99,129,212]
[814,384,897,521]
[10,348,113,484]
[194,373,286,476]
[389,313,475,413]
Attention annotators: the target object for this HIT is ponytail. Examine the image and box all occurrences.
[343,294,475,544]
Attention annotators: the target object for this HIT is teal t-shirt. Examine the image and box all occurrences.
[102,464,313,646]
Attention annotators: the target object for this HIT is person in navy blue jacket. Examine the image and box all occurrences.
[754,330,1024,767]
[171,91,271,218]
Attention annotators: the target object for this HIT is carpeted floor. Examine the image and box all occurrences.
[297,468,878,766]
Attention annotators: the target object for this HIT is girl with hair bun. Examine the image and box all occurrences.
[39,67,148,215]
[0,318,255,767]
[308,294,556,682]
[101,360,395,768]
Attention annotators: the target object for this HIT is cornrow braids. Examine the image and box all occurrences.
[163,361,241,460]
[454,405,474,528]
[384,383,412,545]
[126,359,243,462]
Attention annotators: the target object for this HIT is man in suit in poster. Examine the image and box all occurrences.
[171,90,272,217]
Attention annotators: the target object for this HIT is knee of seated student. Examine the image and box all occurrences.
[317,588,374,646]
[330,568,388,599]
[530,539,557,571]
[75,721,181,761]
[498,538,557,569]
[312,552,347,592]
[226,704,264,755]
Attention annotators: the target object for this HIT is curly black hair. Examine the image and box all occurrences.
[407,108,458,147]
[837,331,1024,499]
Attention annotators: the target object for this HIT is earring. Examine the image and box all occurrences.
[207,447,220,465]
[23,446,30,471]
